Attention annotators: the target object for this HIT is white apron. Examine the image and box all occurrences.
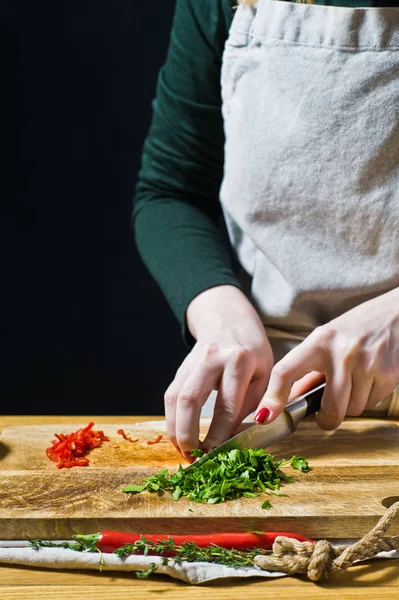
[220,0,399,416]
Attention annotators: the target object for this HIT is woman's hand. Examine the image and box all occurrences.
[164,285,273,461]
[255,288,399,430]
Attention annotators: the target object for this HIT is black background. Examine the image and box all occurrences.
[1,1,187,414]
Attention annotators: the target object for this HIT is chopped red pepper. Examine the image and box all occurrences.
[117,429,139,443]
[147,435,163,445]
[45,422,109,469]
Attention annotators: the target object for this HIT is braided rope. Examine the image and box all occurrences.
[254,501,399,581]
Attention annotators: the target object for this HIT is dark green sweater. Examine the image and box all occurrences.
[133,0,392,343]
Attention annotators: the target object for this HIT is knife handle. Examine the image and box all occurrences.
[304,384,325,416]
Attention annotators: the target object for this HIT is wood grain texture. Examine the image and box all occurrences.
[0,416,398,599]
[0,419,398,539]
[0,557,398,587]
[0,583,399,600]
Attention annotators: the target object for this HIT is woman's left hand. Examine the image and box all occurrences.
[255,288,399,430]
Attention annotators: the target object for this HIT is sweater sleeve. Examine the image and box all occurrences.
[133,0,241,345]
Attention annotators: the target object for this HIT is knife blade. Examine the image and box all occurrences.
[184,383,325,472]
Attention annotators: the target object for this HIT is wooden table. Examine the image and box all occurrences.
[0,415,398,600]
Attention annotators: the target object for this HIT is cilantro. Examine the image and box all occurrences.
[123,448,309,509]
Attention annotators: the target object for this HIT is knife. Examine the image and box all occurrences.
[185,382,325,472]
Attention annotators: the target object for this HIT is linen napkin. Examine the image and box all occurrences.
[0,541,397,584]
[0,544,284,583]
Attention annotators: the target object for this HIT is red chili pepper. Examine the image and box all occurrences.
[116,429,139,443]
[147,435,163,445]
[45,423,109,468]
[75,531,314,554]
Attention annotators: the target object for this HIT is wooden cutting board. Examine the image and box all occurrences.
[0,418,398,540]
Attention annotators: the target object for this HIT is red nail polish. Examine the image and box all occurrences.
[254,407,270,424]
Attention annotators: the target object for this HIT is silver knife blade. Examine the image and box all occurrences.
[184,383,325,472]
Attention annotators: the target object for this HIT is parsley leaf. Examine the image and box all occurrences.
[290,456,310,472]
[122,484,146,493]
[190,449,205,458]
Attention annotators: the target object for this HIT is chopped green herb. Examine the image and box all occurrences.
[123,448,309,509]
[290,456,310,472]
[122,484,146,493]
[261,500,272,510]
[190,448,205,458]
[172,485,182,501]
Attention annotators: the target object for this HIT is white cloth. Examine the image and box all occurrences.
[0,542,397,583]
[0,545,285,583]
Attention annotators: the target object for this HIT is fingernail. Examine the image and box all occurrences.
[254,407,270,424]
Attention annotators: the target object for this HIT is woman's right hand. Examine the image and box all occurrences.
[164,285,274,461]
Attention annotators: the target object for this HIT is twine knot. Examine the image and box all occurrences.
[255,501,399,581]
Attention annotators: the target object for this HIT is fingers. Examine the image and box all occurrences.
[346,372,374,416]
[201,349,256,452]
[174,362,220,461]
[164,355,195,453]
[253,328,376,430]
[367,380,396,410]
[236,375,269,425]
[166,319,395,458]
[316,368,351,430]
[164,382,178,450]
[166,345,262,461]
[288,371,325,403]
[255,341,319,424]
